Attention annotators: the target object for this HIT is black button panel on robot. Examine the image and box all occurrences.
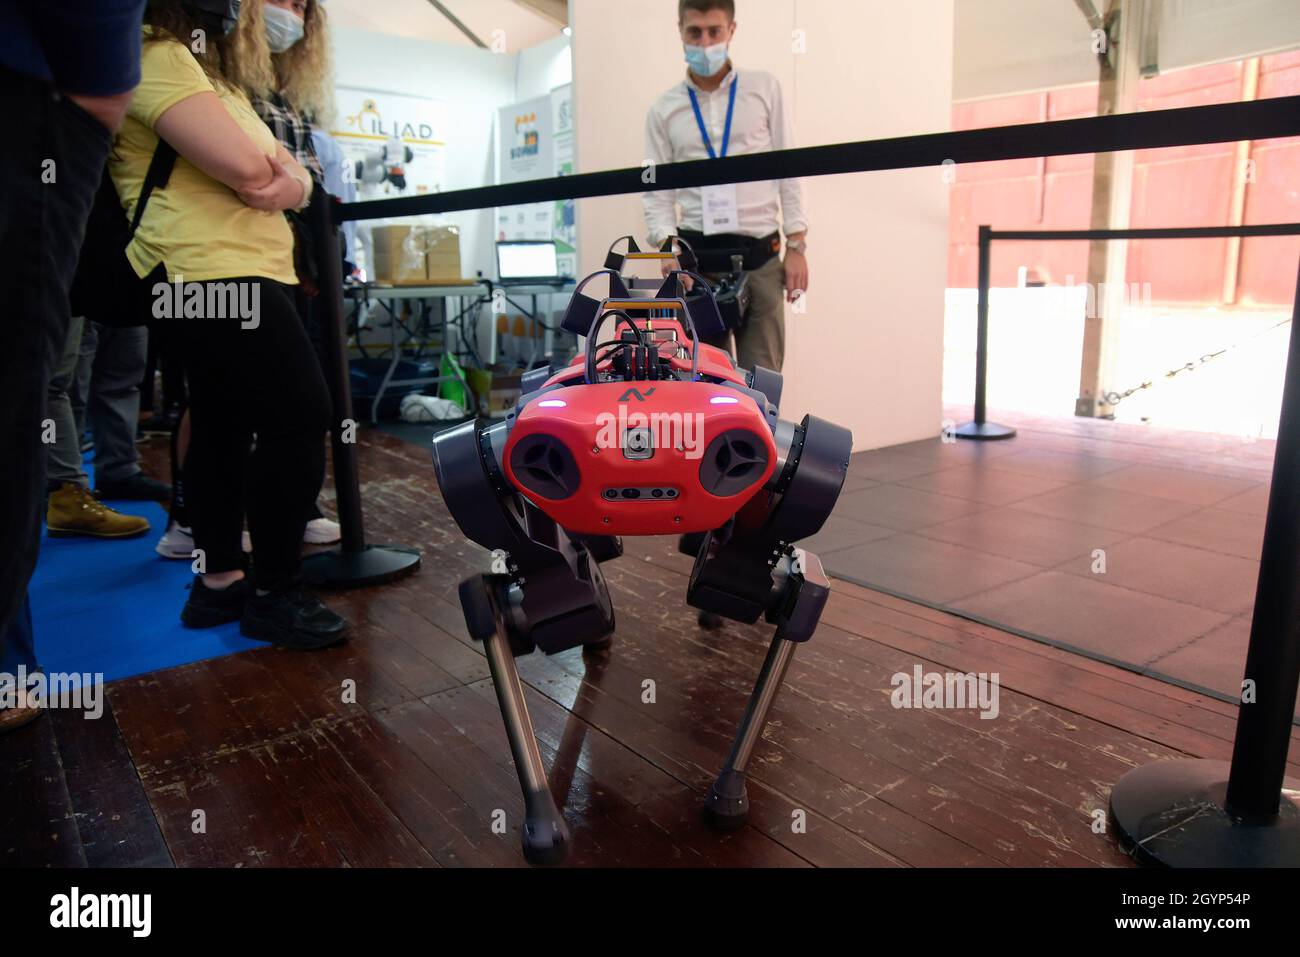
[603,486,678,501]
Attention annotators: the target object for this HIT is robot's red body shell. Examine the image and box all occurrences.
[503,340,777,536]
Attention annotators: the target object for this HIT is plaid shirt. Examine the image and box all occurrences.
[251,92,323,181]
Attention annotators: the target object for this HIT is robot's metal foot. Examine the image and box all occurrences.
[697,610,724,630]
[703,768,750,830]
[460,575,572,865]
[522,789,571,866]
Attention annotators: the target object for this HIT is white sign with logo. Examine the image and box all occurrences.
[328,88,449,198]
[496,92,556,245]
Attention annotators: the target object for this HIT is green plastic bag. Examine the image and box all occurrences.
[439,352,469,413]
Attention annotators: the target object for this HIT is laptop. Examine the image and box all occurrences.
[495,240,569,286]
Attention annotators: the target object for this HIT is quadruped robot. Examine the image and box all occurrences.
[432,237,852,864]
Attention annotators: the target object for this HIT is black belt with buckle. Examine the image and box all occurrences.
[677,230,781,274]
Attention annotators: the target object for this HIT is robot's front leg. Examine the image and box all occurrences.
[459,575,571,865]
[434,420,617,864]
[687,413,850,829]
[704,548,831,830]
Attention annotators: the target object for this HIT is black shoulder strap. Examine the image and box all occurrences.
[129,140,178,237]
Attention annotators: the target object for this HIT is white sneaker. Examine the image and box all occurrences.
[304,517,342,545]
[156,522,253,559]
[156,523,195,559]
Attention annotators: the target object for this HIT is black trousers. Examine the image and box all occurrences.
[0,68,112,650]
[169,278,331,589]
[141,321,187,412]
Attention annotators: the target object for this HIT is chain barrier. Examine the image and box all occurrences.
[1103,316,1292,407]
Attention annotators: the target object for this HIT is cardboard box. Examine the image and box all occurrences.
[370,225,425,284]
[370,224,462,284]
[467,366,522,418]
[424,226,462,281]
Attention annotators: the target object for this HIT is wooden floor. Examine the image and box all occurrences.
[5,425,1300,868]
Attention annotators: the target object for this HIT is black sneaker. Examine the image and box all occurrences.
[181,576,252,628]
[240,584,349,651]
[140,409,181,435]
[95,472,172,502]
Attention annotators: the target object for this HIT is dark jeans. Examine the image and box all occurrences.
[0,68,112,652]
[0,598,36,677]
[82,320,147,483]
[170,278,330,589]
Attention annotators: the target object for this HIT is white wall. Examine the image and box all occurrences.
[570,0,954,451]
[515,33,573,101]
[332,28,518,276]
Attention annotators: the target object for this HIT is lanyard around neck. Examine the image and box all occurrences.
[687,76,738,160]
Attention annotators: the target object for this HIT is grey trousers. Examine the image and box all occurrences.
[79,321,146,484]
[45,314,89,487]
[704,254,786,373]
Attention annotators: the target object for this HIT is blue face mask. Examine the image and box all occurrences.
[264,4,305,53]
[684,41,728,78]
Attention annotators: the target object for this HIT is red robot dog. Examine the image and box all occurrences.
[433,238,852,864]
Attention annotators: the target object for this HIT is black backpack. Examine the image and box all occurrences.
[70,141,177,328]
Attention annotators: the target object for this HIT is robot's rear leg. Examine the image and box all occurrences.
[459,575,571,865]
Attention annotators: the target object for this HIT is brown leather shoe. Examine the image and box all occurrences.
[0,695,43,733]
[47,482,150,538]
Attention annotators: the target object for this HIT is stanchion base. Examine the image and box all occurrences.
[301,544,422,589]
[1110,759,1300,867]
[953,421,1016,441]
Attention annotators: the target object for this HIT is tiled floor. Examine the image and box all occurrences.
[811,406,1283,712]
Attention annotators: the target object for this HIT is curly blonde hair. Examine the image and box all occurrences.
[143,0,272,94]
[224,1,332,121]
[222,0,277,100]
[271,0,335,123]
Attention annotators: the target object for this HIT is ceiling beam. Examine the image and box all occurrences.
[509,0,569,29]
[424,0,487,47]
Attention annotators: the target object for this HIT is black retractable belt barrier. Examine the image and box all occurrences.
[953,225,1014,440]
[955,222,1300,441]
[300,186,421,588]
[1109,257,1300,866]
[336,95,1300,223]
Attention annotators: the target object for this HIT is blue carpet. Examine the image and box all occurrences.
[28,462,261,683]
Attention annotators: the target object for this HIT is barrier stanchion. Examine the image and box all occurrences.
[300,188,422,588]
[954,225,1016,440]
[1109,256,1300,866]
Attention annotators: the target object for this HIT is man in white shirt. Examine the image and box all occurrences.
[642,0,808,374]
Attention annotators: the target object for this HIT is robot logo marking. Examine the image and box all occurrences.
[618,387,656,403]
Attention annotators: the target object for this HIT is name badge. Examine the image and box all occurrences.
[702,183,739,235]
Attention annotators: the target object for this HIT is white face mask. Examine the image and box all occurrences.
[264,4,305,53]
[684,41,728,78]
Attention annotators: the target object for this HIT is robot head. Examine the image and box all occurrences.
[559,266,726,342]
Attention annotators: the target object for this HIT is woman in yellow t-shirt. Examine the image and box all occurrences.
[115,0,346,650]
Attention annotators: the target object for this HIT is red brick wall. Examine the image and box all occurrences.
[948,52,1300,305]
